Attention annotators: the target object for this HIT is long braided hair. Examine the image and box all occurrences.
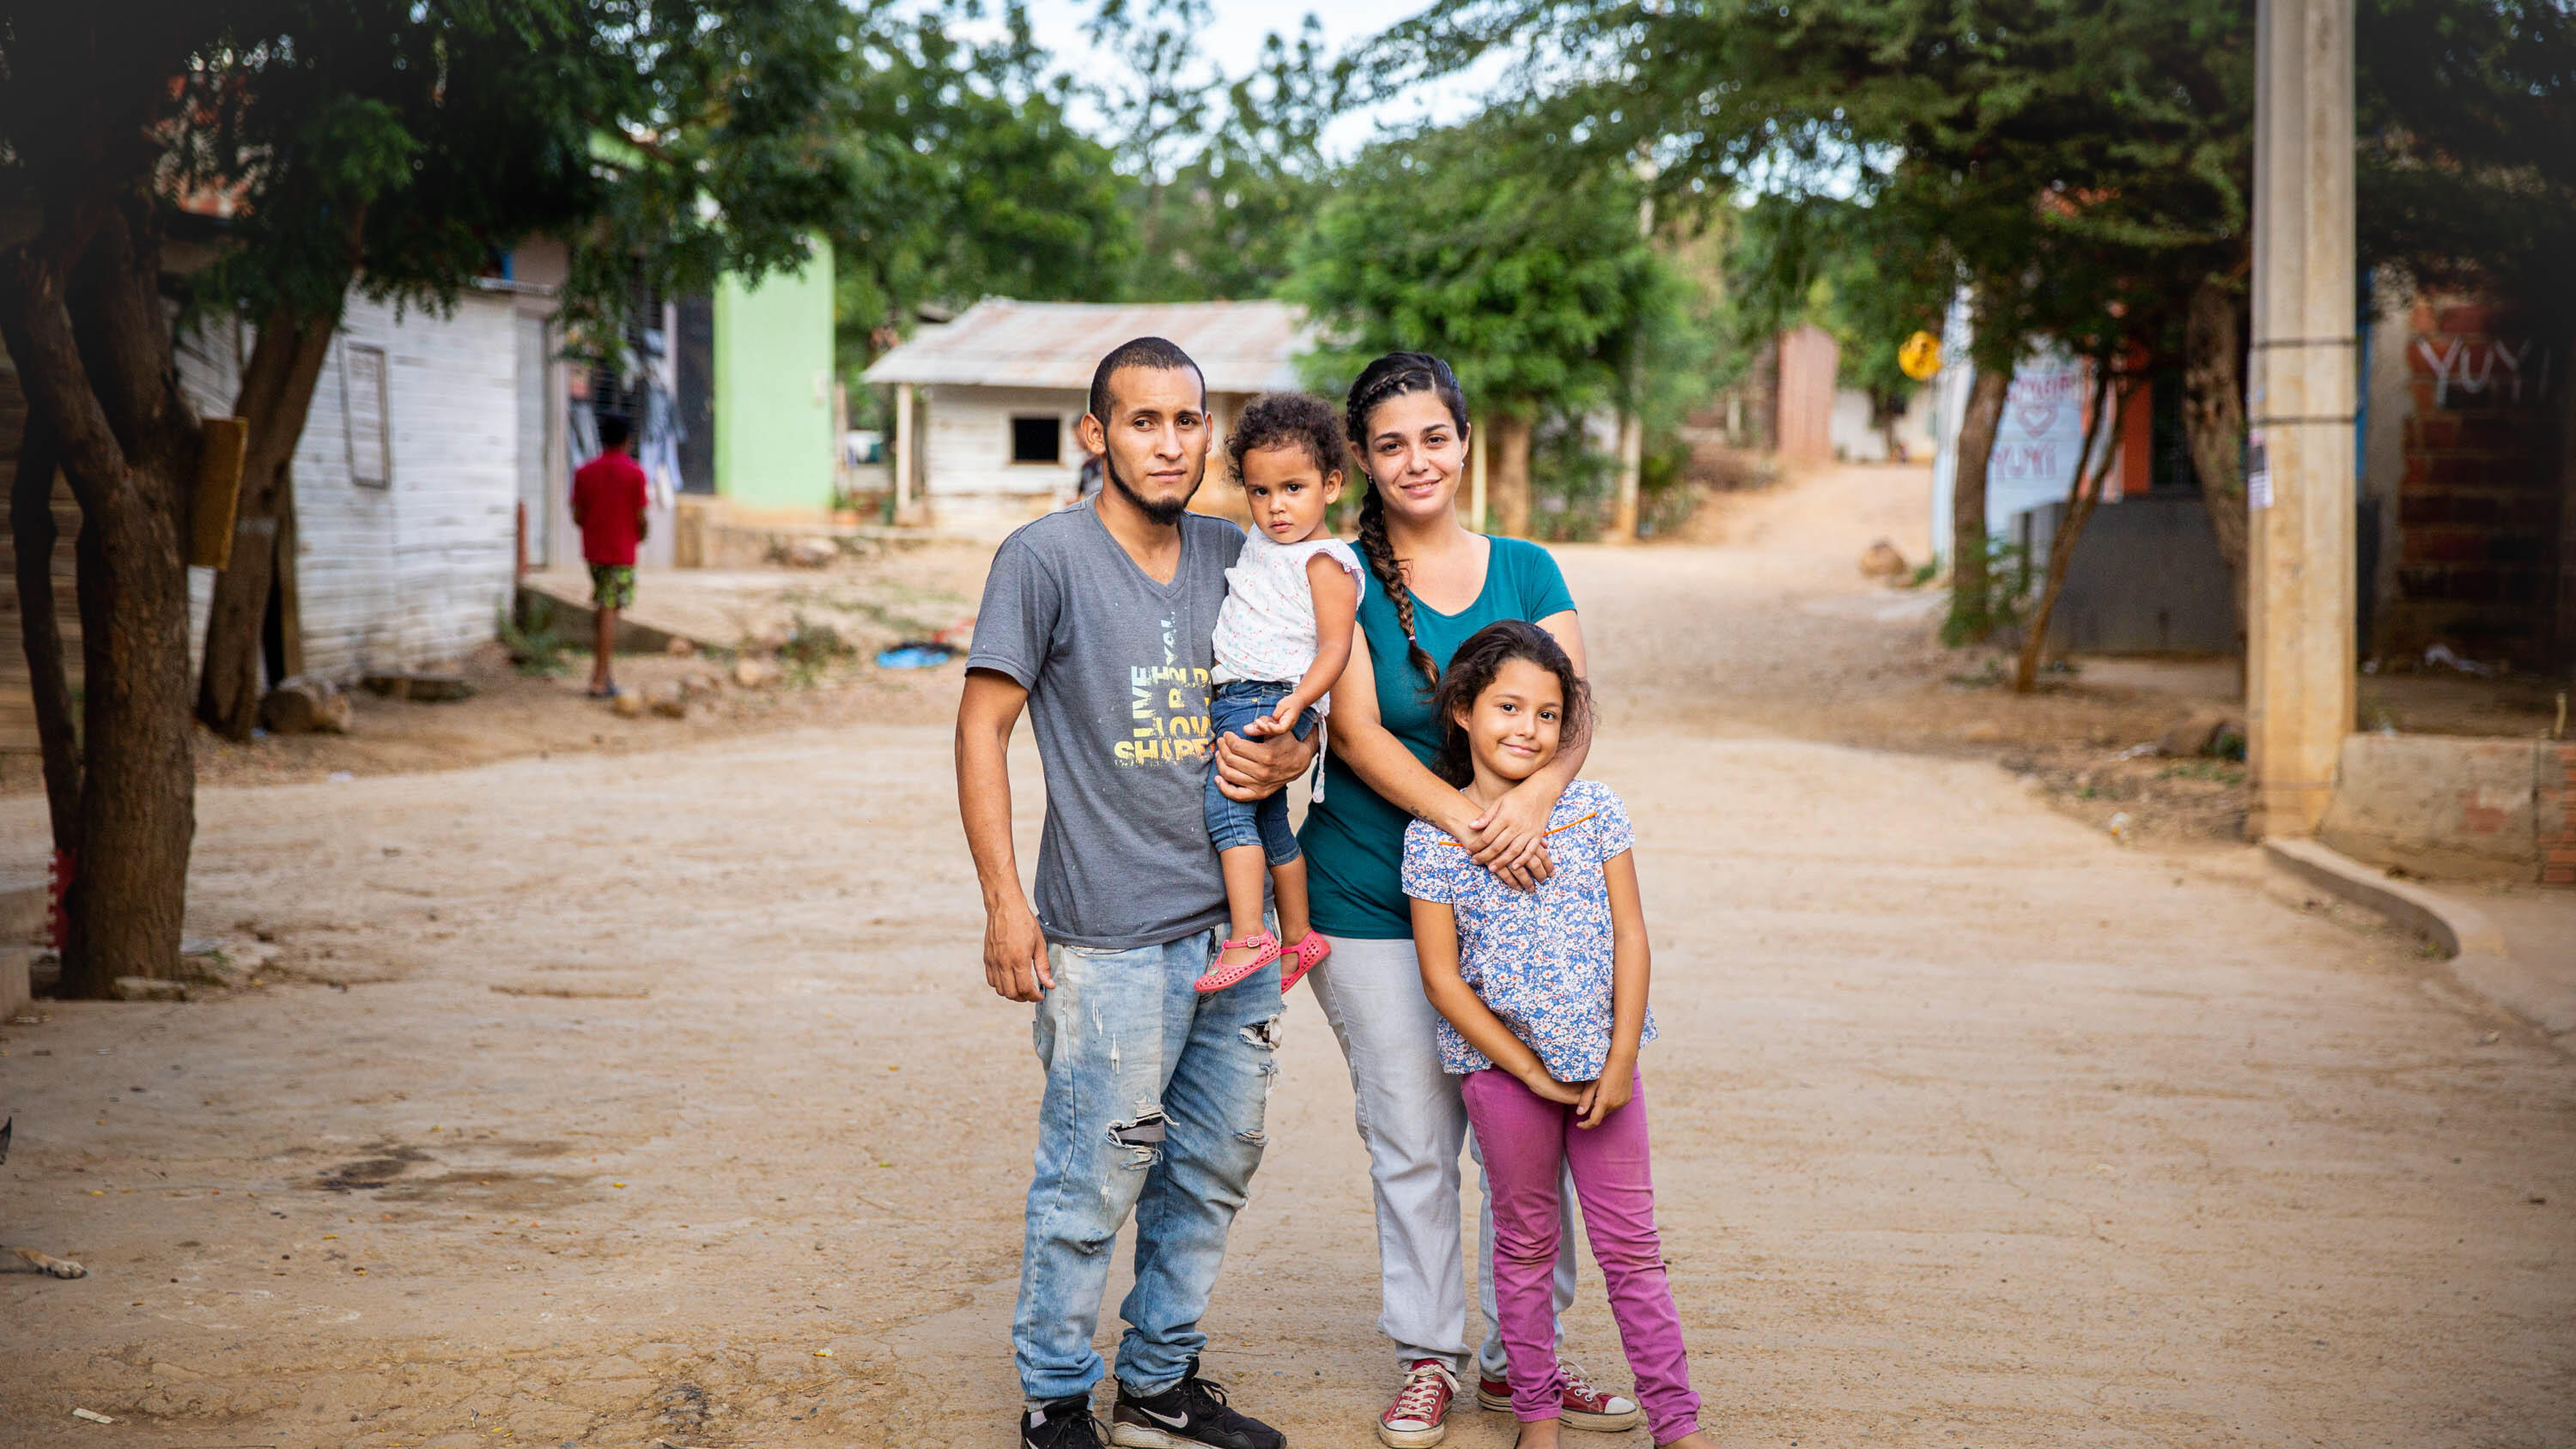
[1346,352,1469,691]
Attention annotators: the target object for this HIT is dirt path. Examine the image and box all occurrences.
[3,467,2570,1448]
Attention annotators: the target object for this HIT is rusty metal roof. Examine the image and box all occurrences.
[860,298,1308,393]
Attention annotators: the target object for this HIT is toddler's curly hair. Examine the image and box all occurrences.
[1225,391,1349,486]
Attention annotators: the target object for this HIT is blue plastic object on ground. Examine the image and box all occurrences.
[874,642,959,670]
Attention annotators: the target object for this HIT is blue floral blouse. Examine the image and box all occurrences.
[1400,779,1654,1081]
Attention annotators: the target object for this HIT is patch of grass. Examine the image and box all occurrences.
[1944,656,2009,688]
[499,598,573,676]
[1940,537,2037,647]
[778,612,859,687]
[2157,761,2247,785]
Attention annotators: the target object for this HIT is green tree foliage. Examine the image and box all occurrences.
[1131,16,1344,300]
[2357,0,2576,331]
[1375,0,2256,636]
[170,0,858,365]
[1288,113,1670,413]
[1284,110,1701,536]
[833,3,1136,376]
[1388,0,2574,640]
[551,0,863,352]
[1726,195,1951,450]
[1066,2,1344,303]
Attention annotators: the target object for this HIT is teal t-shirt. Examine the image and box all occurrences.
[1299,536,1578,939]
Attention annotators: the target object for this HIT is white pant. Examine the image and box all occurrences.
[1309,934,1579,1377]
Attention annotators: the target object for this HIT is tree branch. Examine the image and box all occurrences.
[75,204,195,496]
[9,404,82,847]
[200,308,337,738]
[2014,362,2128,694]
[0,215,133,518]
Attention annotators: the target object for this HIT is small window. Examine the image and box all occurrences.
[1011,415,1062,465]
[344,343,390,487]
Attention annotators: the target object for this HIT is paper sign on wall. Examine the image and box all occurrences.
[2246,430,2271,511]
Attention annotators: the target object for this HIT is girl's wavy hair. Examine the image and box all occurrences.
[1429,620,1589,787]
[1346,350,1469,691]
[1225,391,1348,485]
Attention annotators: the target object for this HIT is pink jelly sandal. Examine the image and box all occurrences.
[1278,931,1332,994]
[1194,931,1281,993]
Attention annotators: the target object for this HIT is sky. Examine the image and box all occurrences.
[998,0,1508,159]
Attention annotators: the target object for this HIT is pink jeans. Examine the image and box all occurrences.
[1460,1068,1701,1444]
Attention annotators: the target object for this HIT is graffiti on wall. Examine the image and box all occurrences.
[2413,335,2555,409]
[1987,356,2091,483]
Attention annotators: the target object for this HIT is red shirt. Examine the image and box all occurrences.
[572,450,649,565]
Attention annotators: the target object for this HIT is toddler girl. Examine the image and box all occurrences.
[1400,620,1714,1449]
[1194,393,1364,994]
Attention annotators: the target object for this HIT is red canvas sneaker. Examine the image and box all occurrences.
[1477,1360,1644,1432]
[1377,1358,1459,1448]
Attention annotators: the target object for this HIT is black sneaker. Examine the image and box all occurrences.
[1109,1359,1286,1449]
[1025,1393,1108,1449]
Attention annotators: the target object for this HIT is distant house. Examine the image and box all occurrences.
[860,298,1308,530]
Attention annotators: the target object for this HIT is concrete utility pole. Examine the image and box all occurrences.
[2247,0,2358,837]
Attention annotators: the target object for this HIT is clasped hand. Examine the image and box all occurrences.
[1520,1064,1632,1129]
[1211,722,1316,801]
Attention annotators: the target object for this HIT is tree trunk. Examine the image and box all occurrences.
[3,204,203,996]
[1948,367,2011,643]
[2185,276,2250,645]
[9,406,82,848]
[1487,409,1533,538]
[2015,369,2123,693]
[197,311,337,740]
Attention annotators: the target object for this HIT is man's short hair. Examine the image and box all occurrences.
[596,413,633,451]
[1087,336,1205,424]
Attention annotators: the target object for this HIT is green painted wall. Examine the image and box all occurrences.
[714,238,835,512]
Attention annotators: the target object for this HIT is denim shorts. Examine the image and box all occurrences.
[1204,679,1316,866]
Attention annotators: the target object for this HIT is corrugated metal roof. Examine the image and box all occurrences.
[860,298,1308,394]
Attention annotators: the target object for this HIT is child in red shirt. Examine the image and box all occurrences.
[570,415,649,698]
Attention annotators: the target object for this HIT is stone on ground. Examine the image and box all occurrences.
[259,676,351,735]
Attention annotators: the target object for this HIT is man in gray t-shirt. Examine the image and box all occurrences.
[966,500,1242,948]
[957,338,1313,1449]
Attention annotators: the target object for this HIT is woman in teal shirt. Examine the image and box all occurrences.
[1299,354,1638,1446]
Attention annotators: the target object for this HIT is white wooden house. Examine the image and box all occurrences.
[860,299,1308,530]
[1,281,549,757]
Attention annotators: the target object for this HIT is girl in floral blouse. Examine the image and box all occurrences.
[1400,621,1712,1449]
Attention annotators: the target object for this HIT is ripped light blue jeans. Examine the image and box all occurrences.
[1013,927,1282,1401]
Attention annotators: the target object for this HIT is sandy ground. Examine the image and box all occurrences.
[0,544,992,803]
[3,465,2571,1448]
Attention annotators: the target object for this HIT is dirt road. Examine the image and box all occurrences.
[3,467,2570,1448]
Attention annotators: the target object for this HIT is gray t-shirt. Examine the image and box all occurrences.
[966,501,1247,950]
